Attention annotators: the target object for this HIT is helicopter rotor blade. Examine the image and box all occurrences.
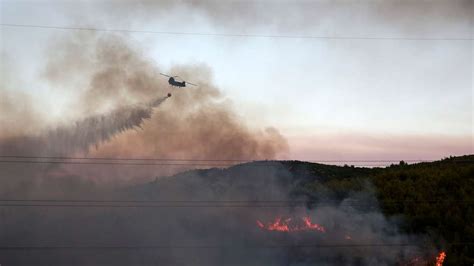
[186,81,198,86]
[160,73,172,78]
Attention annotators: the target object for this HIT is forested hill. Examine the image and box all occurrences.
[370,155,474,265]
[134,155,473,264]
[284,155,474,264]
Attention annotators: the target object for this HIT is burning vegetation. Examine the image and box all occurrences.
[257,216,447,266]
[256,216,326,233]
[435,251,446,266]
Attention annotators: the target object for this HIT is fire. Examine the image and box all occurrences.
[403,251,447,266]
[257,216,325,233]
[302,217,326,232]
[435,251,446,266]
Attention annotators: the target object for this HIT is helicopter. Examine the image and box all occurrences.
[160,73,197,97]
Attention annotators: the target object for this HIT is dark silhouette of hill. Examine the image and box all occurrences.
[126,155,474,264]
[1,155,471,265]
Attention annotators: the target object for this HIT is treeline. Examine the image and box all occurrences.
[285,155,474,265]
[372,155,474,265]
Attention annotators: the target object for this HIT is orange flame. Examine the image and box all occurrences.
[435,251,446,266]
[403,251,447,266]
[257,216,325,233]
[302,217,326,232]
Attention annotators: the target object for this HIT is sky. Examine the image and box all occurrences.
[1,0,473,161]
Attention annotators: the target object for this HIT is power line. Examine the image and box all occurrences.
[0,204,471,208]
[0,155,252,162]
[1,242,471,250]
[0,160,235,167]
[0,155,434,163]
[0,200,472,208]
[1,159,471,167]
[0,204,304,208]
[0,160,426,167]
[1,23,472,41]
[1,158,471,168]
[4,199,470,203]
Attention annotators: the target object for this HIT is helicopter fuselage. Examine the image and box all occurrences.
[168,77,186,87]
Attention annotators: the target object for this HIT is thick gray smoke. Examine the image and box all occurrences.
[0,162,436,265]
[0,32,288,185]
[41,33,287,162]
[0,30,288,199]
[92,0,471,38]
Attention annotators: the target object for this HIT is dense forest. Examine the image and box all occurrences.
[283,155,474,265]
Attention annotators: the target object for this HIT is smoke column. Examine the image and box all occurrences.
[1,32,288,162]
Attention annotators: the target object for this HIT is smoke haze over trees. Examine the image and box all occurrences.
[4,158,470,265]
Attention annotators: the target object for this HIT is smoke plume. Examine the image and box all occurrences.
[0,31,288,195]
[1,32,288,161]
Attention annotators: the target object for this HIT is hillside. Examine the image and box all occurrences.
[129,155,474,264]
[4,156,471,265]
